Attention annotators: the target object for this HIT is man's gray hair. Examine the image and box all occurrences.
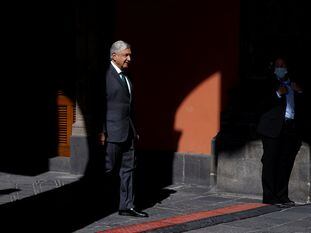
[110,40,131,59]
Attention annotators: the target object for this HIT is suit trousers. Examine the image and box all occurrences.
[105,136,136,210]
[261,120,302,203]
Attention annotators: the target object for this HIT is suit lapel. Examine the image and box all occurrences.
[110,65,130,96]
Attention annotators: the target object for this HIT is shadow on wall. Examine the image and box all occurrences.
[125,1,239,153]
[1,2,66,174]
[0,0,114,176]
[112,0,240,193]
[215,0,311,154]
[214,58,311,155]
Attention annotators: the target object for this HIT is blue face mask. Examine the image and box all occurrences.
[274,67,288,80]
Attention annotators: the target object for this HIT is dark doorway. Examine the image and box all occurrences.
[240,1,311,81]
[216,0,311,151]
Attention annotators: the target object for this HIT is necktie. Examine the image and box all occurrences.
[119,73,130,95]
[119,73,126,83]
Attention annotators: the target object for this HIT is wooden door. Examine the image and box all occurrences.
[57,91,75,157]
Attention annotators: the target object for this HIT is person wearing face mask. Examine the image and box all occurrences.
[257,56,305,207]
[274,66,288,80]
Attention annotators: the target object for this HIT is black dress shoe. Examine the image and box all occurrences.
[275,203,291,208]
[283,200,296,207]
[279,198,295,207]
[118,208,149,217]
[263,200,289,208]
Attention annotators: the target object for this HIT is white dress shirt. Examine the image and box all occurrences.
[111,61,131,95]
[276,79,295,120]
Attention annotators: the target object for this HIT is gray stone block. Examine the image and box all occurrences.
[48,156,71,172]
[216,140,311,203]
[172,153,184,183]
[289,145,311,202]
[171,152,212,186]
[70,135,89,175]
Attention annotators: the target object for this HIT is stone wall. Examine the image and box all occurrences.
[216,140,311,203]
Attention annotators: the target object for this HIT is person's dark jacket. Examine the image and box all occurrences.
[103,64,136,142]
[257,77,305,138]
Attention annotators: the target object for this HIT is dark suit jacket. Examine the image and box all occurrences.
[103,64,136,143]
[257,77,305,138]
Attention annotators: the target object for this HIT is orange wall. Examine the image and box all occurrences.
[114,0,240,154]
[175,72,221,153]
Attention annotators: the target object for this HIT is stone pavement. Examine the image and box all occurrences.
[0,171,82,204]
[186,204,311,233]
[0,171,310,233]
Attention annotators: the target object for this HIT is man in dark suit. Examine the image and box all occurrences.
[257,56,305,207]
[99,40,148,217]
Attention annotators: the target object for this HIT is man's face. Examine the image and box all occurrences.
[275,58,287,68]
[112,48,132,70]
[274,58,288,80]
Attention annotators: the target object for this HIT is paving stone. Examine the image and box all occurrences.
[1,171,311,233]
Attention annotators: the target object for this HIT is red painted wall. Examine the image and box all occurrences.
[114,0,240,154]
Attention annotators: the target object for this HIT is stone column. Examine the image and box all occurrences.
[70,99,89,175]
[72,101,87,136]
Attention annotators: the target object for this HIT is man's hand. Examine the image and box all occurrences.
[291,82,303,93]
[277,85,288,96]
[99,133,106,145]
